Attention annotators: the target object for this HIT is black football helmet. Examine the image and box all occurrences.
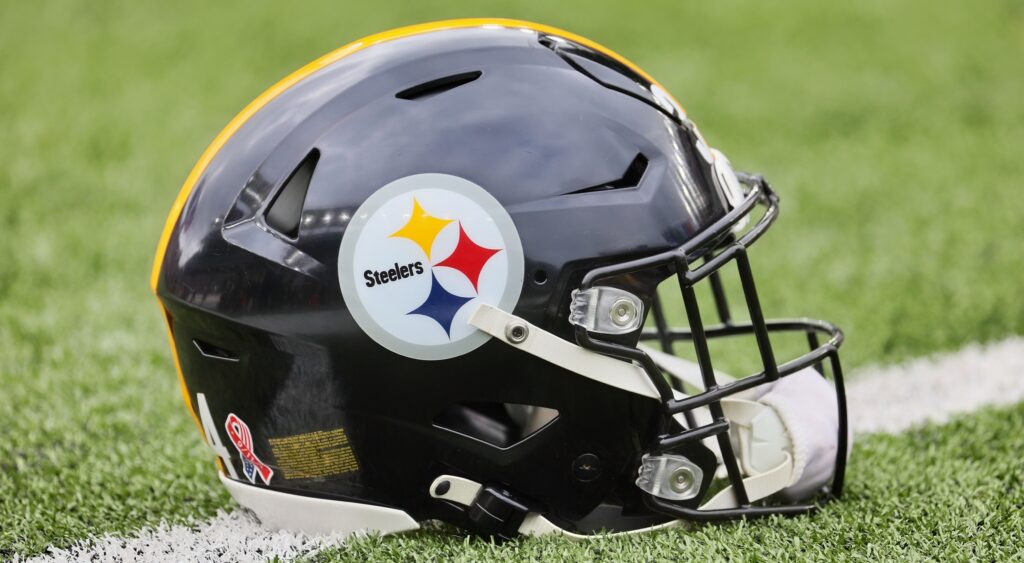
[152,19,848,539]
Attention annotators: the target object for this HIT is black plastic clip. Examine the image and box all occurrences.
[467,486,530,538]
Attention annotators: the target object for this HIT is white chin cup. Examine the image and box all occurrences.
[756,367,849,501]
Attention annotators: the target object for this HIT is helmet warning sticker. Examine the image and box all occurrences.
[268,428,359,480]
[338,174,524,360]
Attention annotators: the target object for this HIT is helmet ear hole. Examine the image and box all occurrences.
[264,150,319,239]
[533,269,548,285]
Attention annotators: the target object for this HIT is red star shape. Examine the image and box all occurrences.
[434,223,501,292]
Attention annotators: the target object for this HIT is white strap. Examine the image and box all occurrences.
[698,398,794,508]
[429,475,483,506]
[469,304,660,399]
[698,454,793,510]
[640,345,735,390]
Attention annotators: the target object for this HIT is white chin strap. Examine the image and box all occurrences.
[467,304,846,525]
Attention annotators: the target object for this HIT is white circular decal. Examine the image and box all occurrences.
[338,174,524,360]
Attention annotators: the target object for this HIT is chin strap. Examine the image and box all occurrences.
[699,399,794,509]
[464,304,838,523]
[429,475,681,539]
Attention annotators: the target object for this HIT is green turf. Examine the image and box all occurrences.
[316,402,1024,561]
[1,0,1023,558]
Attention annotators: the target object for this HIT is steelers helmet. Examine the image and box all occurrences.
[152,19,848,539]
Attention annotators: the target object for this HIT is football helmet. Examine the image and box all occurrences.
[153,19,849,539]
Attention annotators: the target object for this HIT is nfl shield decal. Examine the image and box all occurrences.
[338,174,524,360]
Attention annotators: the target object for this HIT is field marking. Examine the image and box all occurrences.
[27,337,1024,562]
[22,510,346,563]
[847,336,1024,433]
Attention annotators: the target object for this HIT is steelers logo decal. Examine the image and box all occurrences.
[338,174,524,360]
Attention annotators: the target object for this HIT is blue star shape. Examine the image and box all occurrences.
[407,273,473,337]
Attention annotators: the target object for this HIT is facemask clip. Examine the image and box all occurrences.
[569,287,644,335]
[636,454,704,501]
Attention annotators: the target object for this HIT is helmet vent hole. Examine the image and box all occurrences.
[433,402,559,449]
[264,150,319,239]
[533,269,548,285]
[193,339,239,362]
[395,71,482,100]
[564,153,648,195]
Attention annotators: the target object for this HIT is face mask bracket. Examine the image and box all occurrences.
[635,453,705,501]
[569,286,645,335]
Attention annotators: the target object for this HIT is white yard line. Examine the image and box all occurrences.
[24,510,346,563]
[29,337,1024,563]
[847,337,1024,433]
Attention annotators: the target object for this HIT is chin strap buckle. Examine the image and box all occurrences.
[467,486,530,538]
[430,476,529,538]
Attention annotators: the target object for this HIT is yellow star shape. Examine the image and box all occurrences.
[389,198,453,259]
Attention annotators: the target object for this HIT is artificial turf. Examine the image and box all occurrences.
[1,0,1022,558]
